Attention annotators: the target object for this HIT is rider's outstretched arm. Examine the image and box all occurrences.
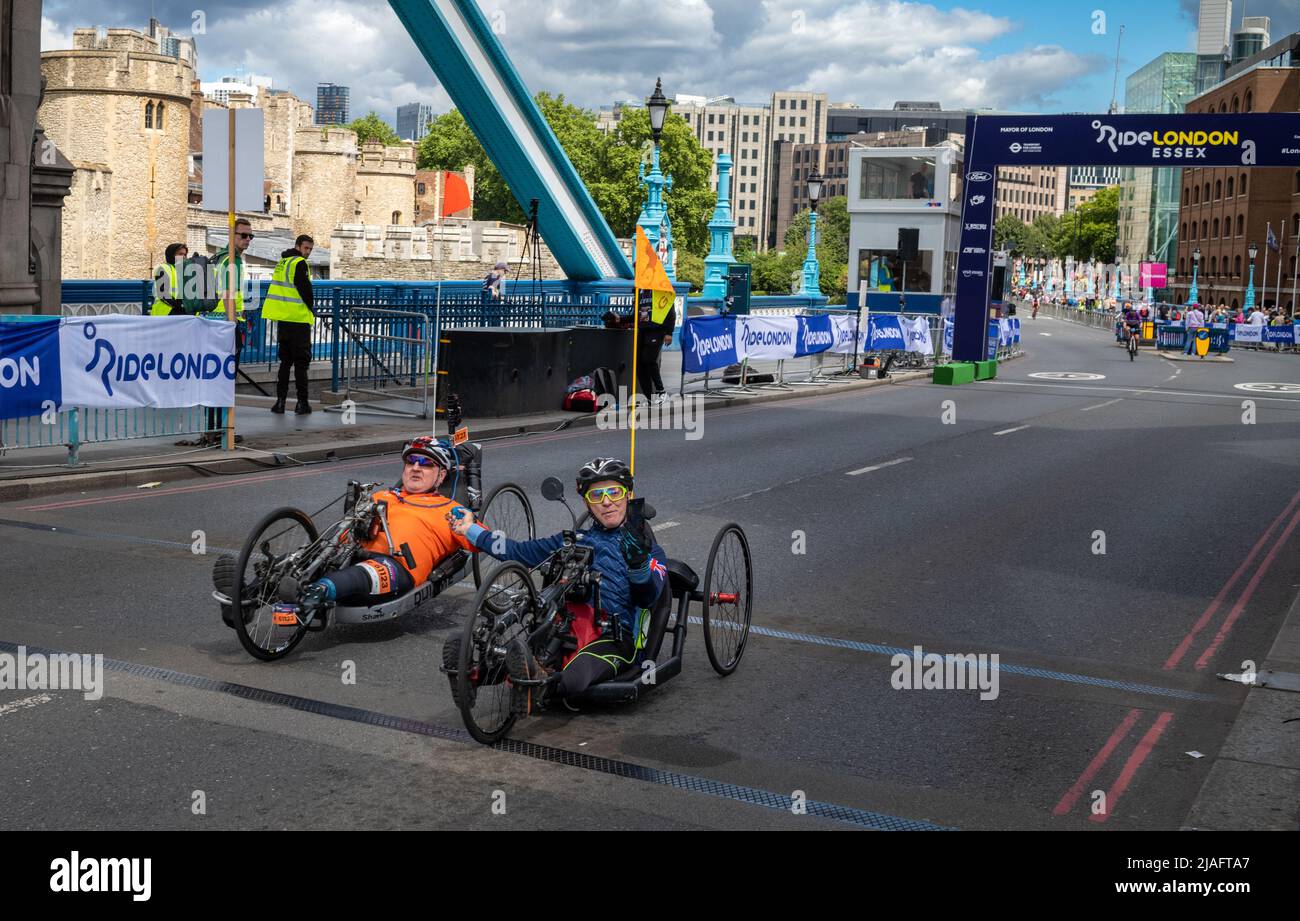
[464,522,565,568]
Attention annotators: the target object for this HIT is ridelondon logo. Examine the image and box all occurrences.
[1092,120,1246,160]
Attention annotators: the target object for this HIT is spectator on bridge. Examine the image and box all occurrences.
[1183,304,1206,356]
[1248,304,1267,326]
[200,222,253,444]
[482,261,508,300]
[909,164,932,199]
[266,234,317,415]
[1232,306,1244,323]
[151,243,188,316]
[636,298,676,403]
[1158,304,1170,321]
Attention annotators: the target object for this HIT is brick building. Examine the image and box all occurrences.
[1172,66,1300,310]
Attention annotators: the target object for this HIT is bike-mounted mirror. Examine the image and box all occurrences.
[542,476,578,529]
[344,480,362,516]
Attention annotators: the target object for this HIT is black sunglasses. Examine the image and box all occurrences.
[236,232,254,240]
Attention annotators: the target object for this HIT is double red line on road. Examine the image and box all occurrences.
[1053,487,1300,823]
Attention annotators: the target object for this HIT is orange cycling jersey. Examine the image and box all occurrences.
[361,488,477,584]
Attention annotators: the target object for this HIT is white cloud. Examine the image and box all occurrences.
[42,0,1108,118]
[41,16,74,51]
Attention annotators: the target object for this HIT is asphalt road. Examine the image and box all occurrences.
[2,315,1298,830]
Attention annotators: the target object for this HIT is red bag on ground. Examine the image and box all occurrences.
[562,389,598,412]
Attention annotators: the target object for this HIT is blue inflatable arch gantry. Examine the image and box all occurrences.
[953,113,1300,361]
[388,0,633,281]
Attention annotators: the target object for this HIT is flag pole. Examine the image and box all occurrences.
[631,277,639,478]
[224,107,237,452]
[1276,220,1286,311]
[1262,223,1270,308]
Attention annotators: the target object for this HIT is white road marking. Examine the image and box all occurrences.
[0,694,53,717]
[1235,382,1300,393]
[847,457,914,476]
[993,425,1030,436]
[982,380,1300,404]
[1039,333,1053,337]
[1080,399,1123,412]
[655,520,680,530]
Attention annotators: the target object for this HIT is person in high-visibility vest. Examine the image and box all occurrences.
[202,219,253,444]
[266,234,316,414]
[210,219,252,321]
[151,243,188,316]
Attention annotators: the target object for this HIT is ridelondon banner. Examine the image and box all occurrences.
[0,316,236,421]
[0,319,61,421]
[682,314,937,374]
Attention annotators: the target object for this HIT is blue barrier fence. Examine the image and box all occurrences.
[2,281,843,463]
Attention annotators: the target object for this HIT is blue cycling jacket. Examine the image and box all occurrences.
[467,521,666,646]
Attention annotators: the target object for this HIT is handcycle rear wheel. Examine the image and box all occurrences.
[472,483,536,589]
[233,507,320,661]
[701,523,753,676]
[456,560,538,744]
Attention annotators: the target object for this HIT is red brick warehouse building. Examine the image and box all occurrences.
[1172,34,1300,312]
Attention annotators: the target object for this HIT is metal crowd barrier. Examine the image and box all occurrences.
[331,305,432,418]
[0,406,226,467]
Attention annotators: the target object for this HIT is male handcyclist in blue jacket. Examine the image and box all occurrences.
[448,457,667,711]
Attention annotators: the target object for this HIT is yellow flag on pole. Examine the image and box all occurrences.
[634,226,676,324]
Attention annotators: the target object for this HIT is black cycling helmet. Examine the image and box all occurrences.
[576,457,632,496]
[402,435,455,471]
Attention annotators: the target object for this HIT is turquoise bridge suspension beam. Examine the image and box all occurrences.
[388,0,632,281]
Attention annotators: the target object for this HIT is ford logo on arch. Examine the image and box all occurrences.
[967,171,992,182]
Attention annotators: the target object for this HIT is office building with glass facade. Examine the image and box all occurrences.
[1117,53,1197,289]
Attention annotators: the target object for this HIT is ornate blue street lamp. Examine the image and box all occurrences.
[1244,242,1257,310]
[637,78,675,279]
[800,168,823,296]
[1189,247,1201,304]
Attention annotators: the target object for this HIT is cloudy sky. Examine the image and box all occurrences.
[40,0,1300,122]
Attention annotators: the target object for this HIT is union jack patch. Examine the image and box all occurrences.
[649,557,667,579]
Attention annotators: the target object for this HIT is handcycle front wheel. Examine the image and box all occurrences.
[472,483,536,589]
[701,523,753,676]
[456,560,538,744]
[233,507,320,661]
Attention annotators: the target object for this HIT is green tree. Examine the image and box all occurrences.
[347,111,402,146]
[748,248,800,294]
[598,109,715,256]
[994,214,1028,252]
[1054,186,1120,263]
[676,252,705,292]
[418,99,717,257]
[1020,213,1060,259]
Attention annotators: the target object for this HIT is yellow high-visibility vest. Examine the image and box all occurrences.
[151,263,180,316]
[264,255,314,324]
[213,252,247,319]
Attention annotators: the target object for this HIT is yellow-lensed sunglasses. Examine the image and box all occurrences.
[584,485,629,503]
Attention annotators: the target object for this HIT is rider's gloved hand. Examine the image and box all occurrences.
[619,523,651,572]
[447,505,474,535]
